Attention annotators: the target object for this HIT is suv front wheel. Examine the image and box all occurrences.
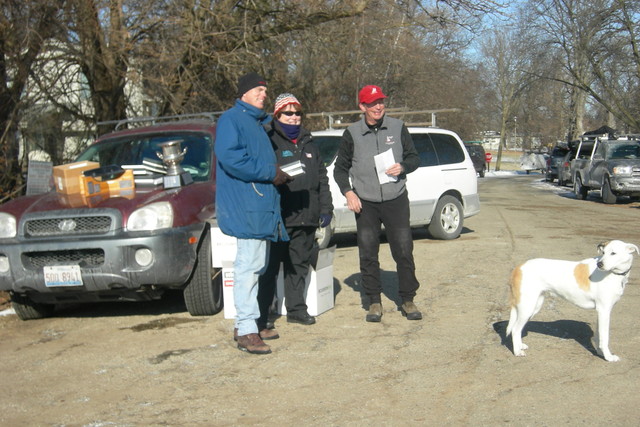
[428,195,463,240]
[183,228,223,316]
[601,177,617,204]
[11,293,55,320]
[574,175,588,200]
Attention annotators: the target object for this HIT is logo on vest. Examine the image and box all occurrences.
[385,136,396,145]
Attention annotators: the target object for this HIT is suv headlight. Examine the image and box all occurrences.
[0,213,16,238]
[128,202,173,231]
[612,165,633,175]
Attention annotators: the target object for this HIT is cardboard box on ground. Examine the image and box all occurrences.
[210,227,335,319]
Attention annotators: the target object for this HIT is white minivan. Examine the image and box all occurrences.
[313,127,480,247]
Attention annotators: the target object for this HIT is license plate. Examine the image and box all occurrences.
[44,265,83,287]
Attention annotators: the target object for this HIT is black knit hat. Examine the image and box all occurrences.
[237,72,267,97]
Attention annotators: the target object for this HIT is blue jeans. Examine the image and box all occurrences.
[234,238,269,336]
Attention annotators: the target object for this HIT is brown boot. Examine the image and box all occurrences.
[259,328,280,340]
[236,333,271,354]
[235,328,279,341]
[366,303,383,322]
[400,301,423,320]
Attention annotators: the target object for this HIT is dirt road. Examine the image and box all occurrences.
[1,174,640,426]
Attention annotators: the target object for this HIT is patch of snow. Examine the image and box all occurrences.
[0,307,15,316]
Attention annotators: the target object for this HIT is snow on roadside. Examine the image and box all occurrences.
[0,307,15,316]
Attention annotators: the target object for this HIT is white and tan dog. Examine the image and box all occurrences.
[506,240,638,361]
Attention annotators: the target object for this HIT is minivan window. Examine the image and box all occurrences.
[430,133,465,165]
[313,135,342,166]
[412,134,438,167]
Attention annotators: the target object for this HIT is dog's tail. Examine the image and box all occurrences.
[505,264,522,337]
[506,306,517,337]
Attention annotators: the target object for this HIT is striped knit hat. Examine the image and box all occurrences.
[273,93,302,115]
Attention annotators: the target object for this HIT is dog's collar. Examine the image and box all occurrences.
[612,268,631,276]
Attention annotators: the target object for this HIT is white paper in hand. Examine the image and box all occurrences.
[374,149,397,184]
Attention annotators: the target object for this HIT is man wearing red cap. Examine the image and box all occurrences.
[333,85,422,322]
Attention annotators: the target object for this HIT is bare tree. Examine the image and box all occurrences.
[135,0,370,119]
[3,0,508,195]
[532,0,640,133]
[0,0,65,196]
[480,21,538,170]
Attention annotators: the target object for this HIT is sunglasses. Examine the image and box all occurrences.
[280,111,303,117]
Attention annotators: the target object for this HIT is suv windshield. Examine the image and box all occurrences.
[607,142,640,160]
[76,132,213,182]
[551,146,570,157]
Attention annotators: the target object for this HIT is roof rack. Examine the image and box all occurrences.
[306,108,460,130]
[98,112,223,131]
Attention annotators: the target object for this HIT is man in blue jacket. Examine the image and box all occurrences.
[215,72,290,354]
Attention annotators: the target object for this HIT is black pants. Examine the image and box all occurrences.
[258,226,316,328]
[356,191,419,304]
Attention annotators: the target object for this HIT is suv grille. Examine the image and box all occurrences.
[24,216,112,237]
[24,249,105,268]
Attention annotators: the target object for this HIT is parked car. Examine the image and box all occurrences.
[0,114,223,320]
[573,135,640,204]
[545,145,570,182]
[312,127,480,247]
[520,152,548,173]
[557,150,576,186]
[464,142,487,177]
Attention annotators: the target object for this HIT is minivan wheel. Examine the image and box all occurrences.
[316,217,336,249]
[183,228,223,316]
[315,224,333,249]
[428,195,463,240]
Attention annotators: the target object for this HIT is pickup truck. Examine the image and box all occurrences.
[0,114,223,320]
[572,135,640,204]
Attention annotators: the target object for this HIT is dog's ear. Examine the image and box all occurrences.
[597,242,608,254]
[628,244,640,255]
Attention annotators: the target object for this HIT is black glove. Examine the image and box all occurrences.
[273,167,292,186]
[319,213,332,228]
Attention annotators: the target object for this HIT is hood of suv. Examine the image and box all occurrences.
[0,181,215,229]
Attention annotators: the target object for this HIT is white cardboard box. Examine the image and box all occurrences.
[218,239,336,319]
[276,246,336,317]
[211,227,237,268]
[221,260,237,319]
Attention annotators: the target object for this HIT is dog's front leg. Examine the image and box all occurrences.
[595,306,619,362]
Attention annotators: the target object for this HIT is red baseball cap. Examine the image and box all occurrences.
[358,85,387,104]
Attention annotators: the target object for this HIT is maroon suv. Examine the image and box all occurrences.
[0,115,223,320]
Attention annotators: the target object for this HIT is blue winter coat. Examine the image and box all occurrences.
[214,99,288,241]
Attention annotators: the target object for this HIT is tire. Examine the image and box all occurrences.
[315,224,334,249]
[574,175,588,200]
[601,177,617,204]
[11,293,54,320]
[183,228,223,316]
[558,174,565,186]
[479,166,485,178]
[428,195,463,240]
